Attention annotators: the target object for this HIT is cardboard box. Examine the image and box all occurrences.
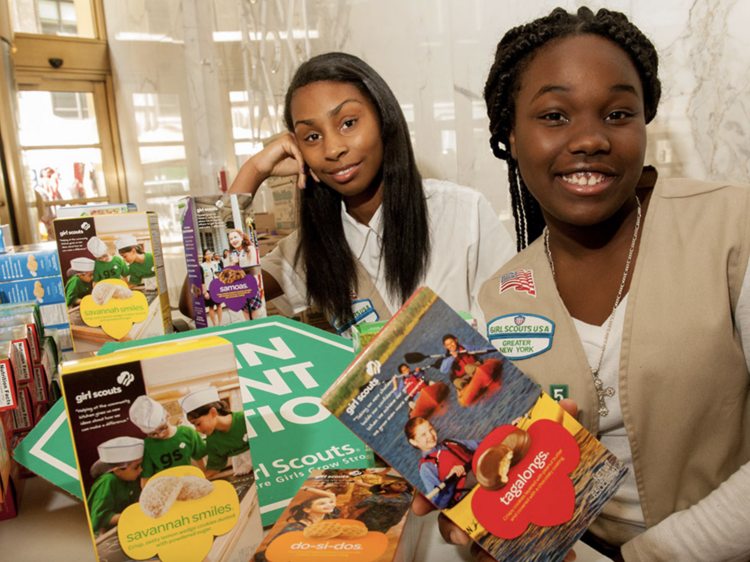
[268,176,297,231]
[0,242,60,282]
[61,336,263,562]
[53,212,173,353]
[0,358,16,412]
[179,194,266,329]
[56,203,137,219]
[11,386,33,433]
[252,468,415,562]
[322,287,629,562]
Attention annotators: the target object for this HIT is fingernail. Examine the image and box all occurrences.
[449,529,467,545]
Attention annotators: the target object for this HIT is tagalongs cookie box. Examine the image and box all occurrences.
[322,287,628,562]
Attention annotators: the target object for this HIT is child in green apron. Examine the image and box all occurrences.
[116,235,155,288]
[180,387,253,478]
[87,236,129,284]
[87,436,143,536]
[65,257,94,307]
[129,395,207,487]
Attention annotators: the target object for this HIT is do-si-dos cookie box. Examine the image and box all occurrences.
[53,212,172,353]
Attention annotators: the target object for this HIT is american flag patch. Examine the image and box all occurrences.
[499,269,536,297]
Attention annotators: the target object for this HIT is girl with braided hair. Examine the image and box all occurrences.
[229,52,513,335]
[415,7,750,562]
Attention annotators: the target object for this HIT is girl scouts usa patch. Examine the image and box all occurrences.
[499,269,536,297]
[486,313,554,360]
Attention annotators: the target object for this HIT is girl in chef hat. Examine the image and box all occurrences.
[88,436,144,535]
[180,387,253,478]
[116,235,156,289]
[129,395,207,486]
[65,257,95,307]
[87,236,129,286]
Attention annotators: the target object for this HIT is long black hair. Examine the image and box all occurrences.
[284,52,430,323]
[484,7,661,251]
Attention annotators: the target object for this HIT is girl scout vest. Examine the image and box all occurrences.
[478,178,750,530]
[275,231,392,333]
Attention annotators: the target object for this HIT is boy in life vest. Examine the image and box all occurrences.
[392,364,427,410]
[405,416,478,509]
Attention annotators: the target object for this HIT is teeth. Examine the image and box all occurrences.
[561,171,608,186]
[334,166,354,176]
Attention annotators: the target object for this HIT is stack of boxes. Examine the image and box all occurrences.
[0,300,61,519]
[0,243,71,351]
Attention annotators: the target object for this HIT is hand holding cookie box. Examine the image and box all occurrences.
[321,287,629,562]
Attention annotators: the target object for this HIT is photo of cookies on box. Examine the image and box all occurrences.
[253,468,415,562]
[61,336,263,562]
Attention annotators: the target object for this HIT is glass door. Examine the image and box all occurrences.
[15,77,120,239]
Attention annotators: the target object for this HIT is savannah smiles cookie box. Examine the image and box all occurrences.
[53,212,173,353]
[322,287,628,562]
[252,468,414,562]
[179,194,266,329]
[60,336,263,562]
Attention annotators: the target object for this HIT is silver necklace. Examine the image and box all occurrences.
[544,197,642,417]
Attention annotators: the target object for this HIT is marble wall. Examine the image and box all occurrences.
[103,0,750,302]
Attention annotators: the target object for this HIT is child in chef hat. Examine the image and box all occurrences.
[129,395,206,485]
[65,257,95,307]
[88,436,144,535]
[87,236,129,285]
[116,235,156,289]
[180,387,253,478]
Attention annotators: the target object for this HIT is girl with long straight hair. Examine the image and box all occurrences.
[230,52,513,334]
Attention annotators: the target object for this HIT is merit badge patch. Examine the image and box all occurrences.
[486,313,554,360]
[499,269,536,297]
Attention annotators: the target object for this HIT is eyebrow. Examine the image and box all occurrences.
[531,83,640,102]
[294,99,363,128]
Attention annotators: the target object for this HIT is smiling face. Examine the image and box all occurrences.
[443,337,458,353]
[305,496,337,515]
[290,81,384,202]
[203,250,213,263]
[228,231,243,250]
[509,34,647,229]
[408,419,438,452]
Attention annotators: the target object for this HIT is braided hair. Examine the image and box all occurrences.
[484,6,661,250]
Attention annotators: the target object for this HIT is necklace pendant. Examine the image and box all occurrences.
[593,376,616,417]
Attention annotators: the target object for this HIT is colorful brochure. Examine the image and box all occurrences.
[61,336,263,562]
[179,194,266,329]
[322,287,628,562]
[253,468,414,562]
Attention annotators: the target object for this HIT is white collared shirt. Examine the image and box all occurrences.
[262,179,515,323]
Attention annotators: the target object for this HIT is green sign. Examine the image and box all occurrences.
[13,399,82,498]
[16,318,374,525]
